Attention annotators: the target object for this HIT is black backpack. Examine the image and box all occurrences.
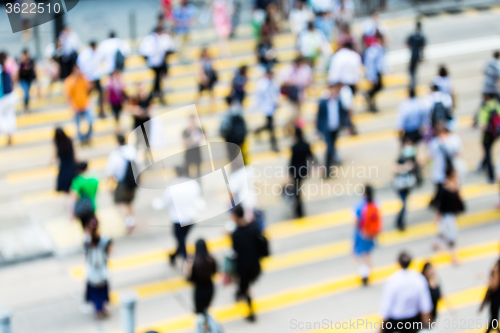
[431,101,451,126]
[120,161,138,189]
[225,114,247,146]
[115,50,125,71]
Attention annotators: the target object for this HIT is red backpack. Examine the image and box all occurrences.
[361,202,382,238]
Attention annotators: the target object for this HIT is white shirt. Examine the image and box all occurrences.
[433,76,453,95]
[428,134,462,184]
[395,97,426,132]
[289,7,314,35]
[424,91,453,118]
[298,29,329,58]
[362,17,388,37]
[255,76,280,116]
[327,86,353,131]
[161,177,205,224]
[59,30,81,56]
[310,0,333,12]
[76,47,102,81]
[228,166,258,222]
[328,48,362,85]
[105,145,137,182]
[380,269,433,320]
[139,32,175,68]
[98,37,131,75]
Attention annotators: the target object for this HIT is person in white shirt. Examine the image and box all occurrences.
[316,82,354,175]
[139,27,175,105]
[297,21,331,66]
[328,41,362,95]
[395,88,426,144]
[154,165,205,266]
[425,84,454,129]
[361,11,388,48]
[105,135,138,233]
[364,32,385,112]
[58,26,81,79]
[309,0,333,13]
[432,65,454,103]
[254,70,280,152]
[77,41,104,117]
[333,0,355,28]
[228,158,259,224]
[97,31,131,76]
[288,1,314,37]
[380,252,433,333]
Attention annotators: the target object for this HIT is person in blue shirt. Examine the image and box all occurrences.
[173,0,197,62]
[364,31,385,113]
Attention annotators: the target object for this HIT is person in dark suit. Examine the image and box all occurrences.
[289,127,314,217]
[316,82,354,177]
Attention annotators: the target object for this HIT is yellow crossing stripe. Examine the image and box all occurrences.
[129,240,497,333]
[68,182,496,279]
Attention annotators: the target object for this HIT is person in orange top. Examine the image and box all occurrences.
[65,65,93,145]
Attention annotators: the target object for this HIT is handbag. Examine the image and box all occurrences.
[393,172,417,191]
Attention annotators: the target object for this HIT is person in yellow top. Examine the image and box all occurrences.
[65,65,93,145]
[477,93,500,183]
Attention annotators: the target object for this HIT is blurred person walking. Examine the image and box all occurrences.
[0,52,17,146]
[254,69,280,152]
[432,168,464,265]
[426,84,453,132]
[183,115,204,179]
[196,48,218,112]
[213,0,232,56]
[483,51,500,101]
[316,82,354,176]
[395,88,426,145]
[130,83,153,135]
[353,185,382,286]
[154,166,205,266]
[77,41,104,118]
[227,65,248,106]
[231,205,269,322]
[279,56,313,132]
[52,127,77,196]
[105,135,138,233]
[332,0,355,31]
[327,41,362,95]
[480,259,500,333]
[477,93,500,183]
[364,31,385,113]
[256,33,277,72]
[422,262,453,322]
[139,27,175,105]
[288,1,314,38]
[380,252,433,333]
[106,69,127,133]
[173,0,197,62]
[297,21,330,67]
[58,26,81,79]
[65,65,93,145]
[361,11,388,50]
[183,239,221,332]
[393,138,419,232]
[289,127,314,218]
[84,218,112,319]
[407,21,426,89]
[70,162,99,229]
[220,101,248,163]
[427,121,462,208]
[18,49,36,113]
[98,31,131,75]
[433,65,454,98]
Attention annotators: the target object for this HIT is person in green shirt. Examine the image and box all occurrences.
[477,93,500,183]
[70,161,99,228]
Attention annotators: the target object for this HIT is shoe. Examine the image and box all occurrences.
[271,146,280,153]
[245,314,256,322]
[169,253,176,267]
[362,277,369,286]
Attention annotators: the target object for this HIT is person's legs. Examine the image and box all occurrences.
[93,79,104,117]
[20,79,30,110]
[83,109,93,141]
[152,66,162,98]
[177,224,192,259]
[409,58,418,89]
[396,190,409,231]
[325,130,339,174]
[268,115,278,151]
[74,112,85,142]
[294,178,304,218]
[483,140,495,183]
